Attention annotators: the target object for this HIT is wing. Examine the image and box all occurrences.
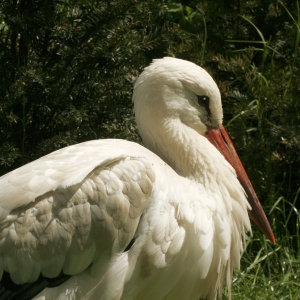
[0,140,156,290]
[0,140,144,216]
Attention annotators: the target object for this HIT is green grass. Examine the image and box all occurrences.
[226,237,300,299]
[222,191,300,299]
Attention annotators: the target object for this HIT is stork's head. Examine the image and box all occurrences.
[133,57,222,137]
[133,57,275,245]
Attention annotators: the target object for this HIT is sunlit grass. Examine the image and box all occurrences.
[222,191,300,299]
[226,238,300,299]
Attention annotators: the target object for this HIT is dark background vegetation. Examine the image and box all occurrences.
[0,0,299,298]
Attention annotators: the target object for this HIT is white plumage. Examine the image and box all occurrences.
[0,57,274,300]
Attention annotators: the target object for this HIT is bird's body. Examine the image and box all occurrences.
[0,58,274,300]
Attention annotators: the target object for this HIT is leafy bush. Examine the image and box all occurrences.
[0,0,186,173]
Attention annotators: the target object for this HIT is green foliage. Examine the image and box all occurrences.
[0,0,186,173]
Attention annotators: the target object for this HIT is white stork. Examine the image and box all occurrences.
[0,57,274,300]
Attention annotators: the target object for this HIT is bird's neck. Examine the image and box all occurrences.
[144,120,219,184]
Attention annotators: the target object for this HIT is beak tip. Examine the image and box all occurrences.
[267,233,276,245]
[248,209,276,244]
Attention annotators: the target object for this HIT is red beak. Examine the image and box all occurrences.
[206,125,275,244]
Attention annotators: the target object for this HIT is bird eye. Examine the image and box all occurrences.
[197,95,210,107]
